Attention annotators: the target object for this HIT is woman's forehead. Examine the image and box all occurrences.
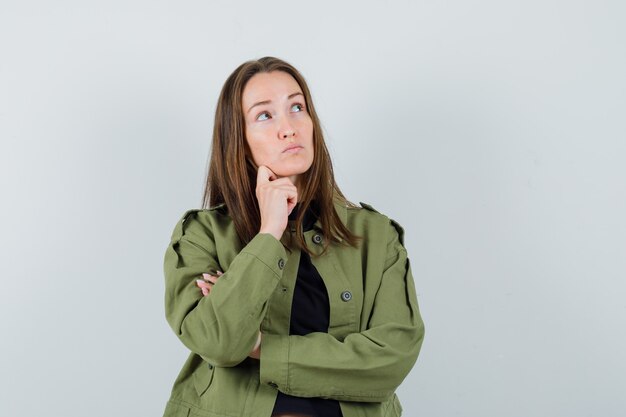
[242,71,302,106]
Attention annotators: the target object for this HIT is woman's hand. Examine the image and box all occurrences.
[195,270,223,296]
[256,165,297,241]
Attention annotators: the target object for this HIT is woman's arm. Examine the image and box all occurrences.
[164,209,287,367]
[258,219,425,403]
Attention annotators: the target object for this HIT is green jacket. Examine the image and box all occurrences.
[162,198,425,417]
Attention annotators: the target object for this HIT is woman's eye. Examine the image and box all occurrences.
[291,103,305,112]
[256,111,271,121]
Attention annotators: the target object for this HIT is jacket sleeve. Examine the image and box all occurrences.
[259,219,425,402]
[164,209,288,367]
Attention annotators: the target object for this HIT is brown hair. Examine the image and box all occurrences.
[202,56,361,256]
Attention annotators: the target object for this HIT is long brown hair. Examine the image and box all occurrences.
[202,56,360,256]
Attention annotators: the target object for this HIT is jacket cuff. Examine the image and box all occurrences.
[241,233,288,280]
[259,333,289,391]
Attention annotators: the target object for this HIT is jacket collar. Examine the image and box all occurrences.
[309,194,348,242]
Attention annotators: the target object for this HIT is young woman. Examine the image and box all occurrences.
[162,56,425,417]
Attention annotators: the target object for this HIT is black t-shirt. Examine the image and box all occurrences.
[271,202,343,417]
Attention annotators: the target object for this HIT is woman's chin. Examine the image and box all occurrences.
[269,165,312,179]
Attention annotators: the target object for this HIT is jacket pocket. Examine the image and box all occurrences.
[193,362,215,397]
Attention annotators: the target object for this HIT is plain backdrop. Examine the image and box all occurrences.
[1,1,625,416]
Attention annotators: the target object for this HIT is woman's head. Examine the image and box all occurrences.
[203,56,359,253]
[242,70,313,188]
[206,57,327,198]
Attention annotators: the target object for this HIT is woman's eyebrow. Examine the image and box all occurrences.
[247,92,303,114]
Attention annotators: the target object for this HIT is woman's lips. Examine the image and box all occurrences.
[283,145,303,153]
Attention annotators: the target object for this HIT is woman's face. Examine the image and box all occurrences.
[242,71,314,185]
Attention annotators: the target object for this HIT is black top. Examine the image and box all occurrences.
[271,203,343,417]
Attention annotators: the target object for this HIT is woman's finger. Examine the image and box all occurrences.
[202,273,219,283]
[202,275,216,284]
[196,279,213,288]
[196,280,212,296]
[197,270,223,295]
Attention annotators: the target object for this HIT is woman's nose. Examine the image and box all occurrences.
[280,129,296,139]
[278,120,296,140]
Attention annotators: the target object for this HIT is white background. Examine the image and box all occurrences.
[1,1,625,416]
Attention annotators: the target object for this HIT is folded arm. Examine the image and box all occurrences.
[164,210,287,367]
[259,221,425,402]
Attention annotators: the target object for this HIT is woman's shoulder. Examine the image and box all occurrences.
[174,203,229,224]
[168,204,231,242]
[345,200,406,247]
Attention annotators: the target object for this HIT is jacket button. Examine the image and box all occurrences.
[208,363,213,369]
[277,258,285,269]
[312,234,323,244]
[268,382,278,388]
[341,291,352,302]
